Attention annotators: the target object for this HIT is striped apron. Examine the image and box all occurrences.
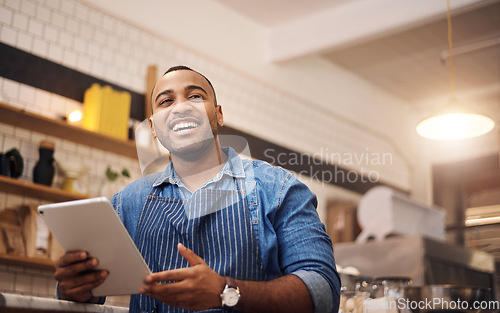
[130,176,265,313]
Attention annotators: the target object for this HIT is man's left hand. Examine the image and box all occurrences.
[139,243,226,311]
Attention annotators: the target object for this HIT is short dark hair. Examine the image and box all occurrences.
[151,65,217,107]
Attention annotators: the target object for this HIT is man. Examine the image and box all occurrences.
[54,66,340,313]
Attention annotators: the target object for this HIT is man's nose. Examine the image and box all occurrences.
[170,99,194,114]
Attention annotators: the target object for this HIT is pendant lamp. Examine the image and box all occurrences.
[416,0,495,140]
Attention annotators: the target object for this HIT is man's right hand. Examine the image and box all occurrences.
[54,251,109,303]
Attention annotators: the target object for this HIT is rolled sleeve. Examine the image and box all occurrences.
[293,270,333,313]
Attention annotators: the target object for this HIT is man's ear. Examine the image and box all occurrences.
[216,105,223,127]
[148,117,157,139]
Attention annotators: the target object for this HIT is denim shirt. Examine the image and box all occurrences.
[111,147,340,313]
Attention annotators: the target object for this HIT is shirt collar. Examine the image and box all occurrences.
[152,147,245,188]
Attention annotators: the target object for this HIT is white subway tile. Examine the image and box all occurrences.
[104,66,118,83]
[34,88,50,107]
[3,78,20,101]
[91,148,105,160]
[49,93,65,115]
[28,18,44,37]
[72,35,87,54]
[76,143,91,157]
[31,131,48,145]
[12,11,29,31]
[33,277,52,296]
[0,271,15,291]
[3,136,21,152]
[76,54,91,73]
[90,58,105,78]
[4,0,20,11]
[0,122,14,136]
[74,1,90,22]
[16,30,33,52]
[62,48,77,68]
[66,98,82,110]
[23,159,33,181]
[131,76,143,92]
[20,0,36,17]
[0,6,13,25]
[58,29,72,48]
[87,40,101,58]
[35,4,51,24]
[20,140,37,160]
[44,23,58,42]
[65,16,79,34]
[100,46,114,64]
[50,10,65,28]
[114,53,126,68]
[14,273,32,294]
[80,23,93,40]
[61,138,76,152]
[127,26,139,42]
[116,71,129,88]
[47,43,63,62]
[94,28,108,45]
[88,8,102,27]
[32,36,48,57]
[131,43,143,59]
[0,24,17,46]
[44,0,61,11]
[114,20,128,39]
[127,57,140,76]
[59,1,74,16]
[101,15,115,33]
[19,83,36,105]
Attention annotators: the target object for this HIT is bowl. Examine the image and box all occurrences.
[403,285,494,313]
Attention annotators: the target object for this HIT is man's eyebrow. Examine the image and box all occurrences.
[154,89,173,102]
[154,85,208,103]
[185,85,208,95]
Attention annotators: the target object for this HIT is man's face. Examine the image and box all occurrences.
[150,70,222,160]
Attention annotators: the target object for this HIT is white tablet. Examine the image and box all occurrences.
[38,197,151,297]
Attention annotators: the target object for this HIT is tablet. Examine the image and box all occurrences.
[38,197,151,297]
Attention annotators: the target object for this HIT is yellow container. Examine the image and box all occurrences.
[82,84,131,140]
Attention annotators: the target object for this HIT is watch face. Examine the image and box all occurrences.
[223,288,240,307]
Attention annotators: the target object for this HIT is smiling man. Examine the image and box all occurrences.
[54,66,341,313]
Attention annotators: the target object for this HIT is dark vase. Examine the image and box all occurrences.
[33,141,55,186]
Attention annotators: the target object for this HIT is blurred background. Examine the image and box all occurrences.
[0,0,498,310]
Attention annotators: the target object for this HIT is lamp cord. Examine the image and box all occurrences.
[447,0,456,98]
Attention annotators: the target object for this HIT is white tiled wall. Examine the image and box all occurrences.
[0,0,413,305]
[0,263,54,298]
[0,0,411,189]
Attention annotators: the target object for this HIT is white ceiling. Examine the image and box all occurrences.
[214,0,353,27]
[214,0,500,119]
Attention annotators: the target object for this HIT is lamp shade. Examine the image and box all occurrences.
[416,98,495,140]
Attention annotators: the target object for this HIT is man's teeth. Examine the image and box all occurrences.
[173,122,198,132]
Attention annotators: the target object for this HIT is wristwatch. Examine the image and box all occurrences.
[220,277,240,308]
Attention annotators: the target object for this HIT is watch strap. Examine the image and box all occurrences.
[225,276,238,289]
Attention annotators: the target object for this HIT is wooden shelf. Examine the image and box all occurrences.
[0,176,86,202]
[0,102,138,159]
[0,253,55,270]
